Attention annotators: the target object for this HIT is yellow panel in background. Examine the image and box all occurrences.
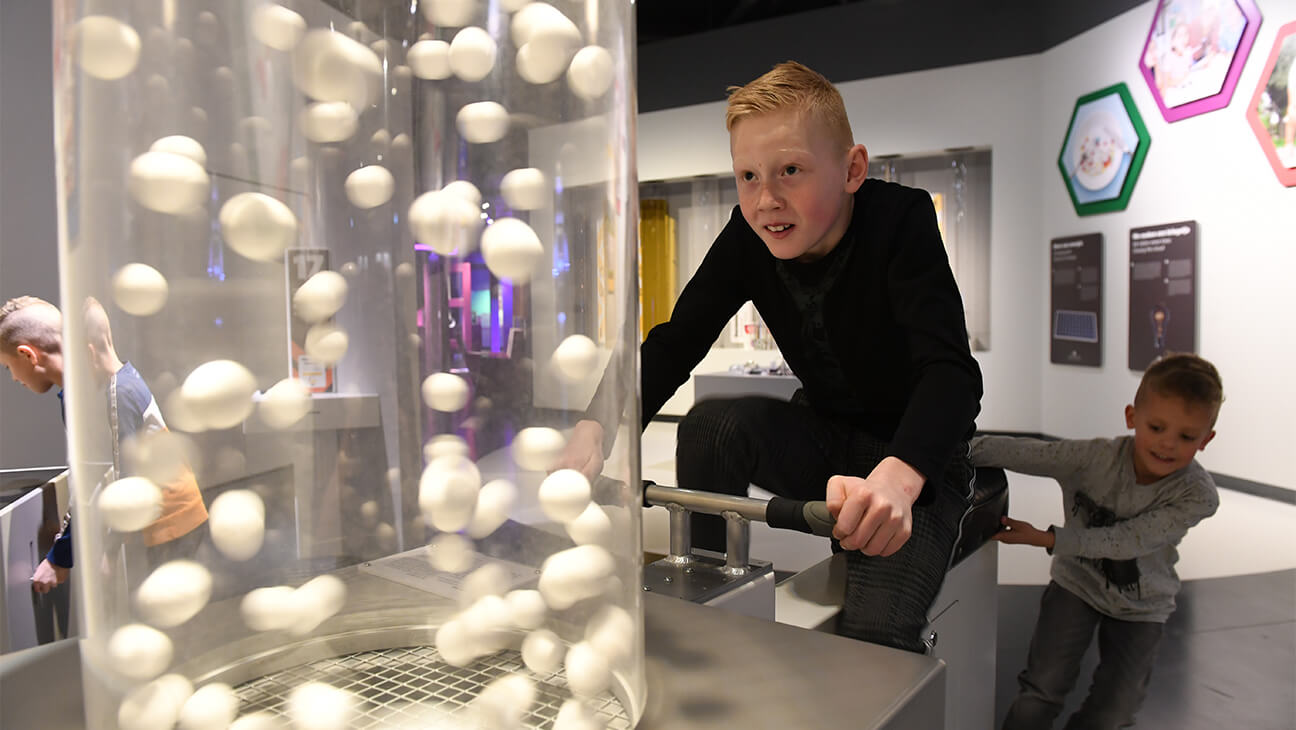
[639,199,677,336]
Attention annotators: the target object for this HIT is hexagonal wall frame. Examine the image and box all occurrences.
[1246,21,1296,187]
[1138,0,1261,123]
[1057,83,1150,217]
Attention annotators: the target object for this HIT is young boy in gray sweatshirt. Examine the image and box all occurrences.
[972,353,1223,730]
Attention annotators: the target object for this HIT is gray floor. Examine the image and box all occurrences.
[996,570,1296,729]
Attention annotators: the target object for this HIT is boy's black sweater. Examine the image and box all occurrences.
[640,179,983,484]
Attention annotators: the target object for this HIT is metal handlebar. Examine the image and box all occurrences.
[643,481,836,538]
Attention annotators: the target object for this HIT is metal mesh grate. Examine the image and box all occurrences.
[233,645,632,729]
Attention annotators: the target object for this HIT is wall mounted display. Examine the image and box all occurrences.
[1246,20,1296,186]
[1128,221,1198,371]
[1058,84,1150,216]
[1050,234,1103,367]
[1138,0,1261,122]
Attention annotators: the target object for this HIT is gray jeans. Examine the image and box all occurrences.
[1003,581,1164,730]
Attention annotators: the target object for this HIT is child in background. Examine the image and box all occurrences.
[974,353,1223,729]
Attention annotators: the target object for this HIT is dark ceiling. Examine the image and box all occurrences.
[636,0,874,45]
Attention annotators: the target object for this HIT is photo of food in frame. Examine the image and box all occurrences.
[1062,94,1140,203]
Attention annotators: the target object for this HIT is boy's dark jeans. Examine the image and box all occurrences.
[675,394,973,654]
[1003,581,1163,730]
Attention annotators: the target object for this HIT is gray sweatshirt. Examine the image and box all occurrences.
[970,435,1218,623]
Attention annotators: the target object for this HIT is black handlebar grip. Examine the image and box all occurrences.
[766,497,837,537]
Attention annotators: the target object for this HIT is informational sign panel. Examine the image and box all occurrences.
[1050,233,1103,367]
[1128,221,1197,371]
[286,248,335,392]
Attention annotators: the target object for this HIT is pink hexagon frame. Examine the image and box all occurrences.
[1246,21,1296,187]
[1138,0,1261,122]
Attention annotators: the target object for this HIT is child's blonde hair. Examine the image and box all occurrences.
[0,296,62,355]
[725,61,854,152]
[1136,352,1224,423]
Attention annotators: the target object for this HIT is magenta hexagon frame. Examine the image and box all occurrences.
[1137,0,1262,122]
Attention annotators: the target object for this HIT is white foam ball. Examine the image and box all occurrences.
[118,674,193,730]
[419,456,482,532]
[424,0,477,27]
[473,673,536,728]
[359,500,380,527]
[293,270,348,323]
[505,589,546,630]
[219,192,298,262]
[499,167,547,210]
[448,27,496,82]
[424,434,470,461]
[177,683,239,730]
[466,478,516,539]
[292,30,382,110]
[291,575,347,635]
[584,605,635,666]
[427,533,475,573]
[229,713,281,730]
[241,585,301,631]
[181,359,256,429]
[566,502,612,547]
[150,135,207,167]
[129,151,209,214]
[112,263,169,316]
[304,322,349,364]
[511,427,565,471]
[460,594,513,651]
[568,46,615,99]
[299,101,358,143]
[456,101,509,144]
[539,469,591,522]
[538,545,615,610]
[407,39,451,80]
[75,16,141,80]
[442,180,482,207]
[554,699,606,730]
[344,165,394,208]
[258,378,312,429]
[460,563,509,607]
[553,335,599,383]
[135,560,212,628]
[287,682,356,730]
[511,3,569,47]
[515,41,566,85]
[481,217,543,281]
[565,641,611,697]
[209,489,266,561]
[408,190,482,255]
[435,619,476,666]
[98,477,163,531]
[375,521,397,552]
[421,372,470,411]
[163,389,206,433]
[521,629,565,675]
[251,4,306,51]
[108,624,173,680]
[515,13,580,85]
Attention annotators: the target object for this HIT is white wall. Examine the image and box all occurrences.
[1039,2,1296,489]
[638,1,1296,491]
[0,0,66,471]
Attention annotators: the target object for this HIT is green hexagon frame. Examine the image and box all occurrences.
[1057,83,1151,216]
